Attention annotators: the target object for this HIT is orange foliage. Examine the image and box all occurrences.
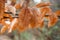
[11,0,16,6]
[55,10,60,16]
[1,24,9,34]
[0,0,58,33]
[0,0,5,19]
[30,8,41,28]
[40,7,58,27]
[36,2,52,8]
[15,3,22,10]
[48,12,58,27]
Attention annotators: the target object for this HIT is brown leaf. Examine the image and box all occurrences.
[30,8,41,28]
[36,2,52,8]
[55,10,60,16]
[8,18,17,33]
[39,19,44,28]
[48,12,58,27]
[0,0,5,19]
[1,24,9,34]
[14,3,22,10]
[19,7,32,29]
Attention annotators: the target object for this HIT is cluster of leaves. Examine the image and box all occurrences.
[0,0,59,33]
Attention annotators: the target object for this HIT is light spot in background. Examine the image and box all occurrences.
[5,20,11,24]
[7,0,11,5]
[34,0,42,4]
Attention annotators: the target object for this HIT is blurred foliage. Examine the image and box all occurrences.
[13,21,60,40]
[1,0,60,40]
[11,0,60,40]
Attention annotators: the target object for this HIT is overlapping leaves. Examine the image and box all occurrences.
[0,0,58,33]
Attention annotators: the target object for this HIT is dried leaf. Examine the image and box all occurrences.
[39,19,44,28]
[14,3,22,10]
[8,18,17,33]
[30,8,41,28]
[40,7,58,27]
[11,0,16,6]
[1,26,7,33]
[0,0,5,19]
[48,12,58,27]
[55,10,60,16]
[36,2,52,8]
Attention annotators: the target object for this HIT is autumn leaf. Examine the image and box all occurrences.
[0,0,5,19]
[0,0,58,33]
[40,7,58,27]
[36,2,52,8]
[1,19,10,33]
[18,7,32,29]
[55,10,60,16]
[48,12,58,27]
[30,8,41,28]
[14,3,22,10]
[8,18,17,33]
